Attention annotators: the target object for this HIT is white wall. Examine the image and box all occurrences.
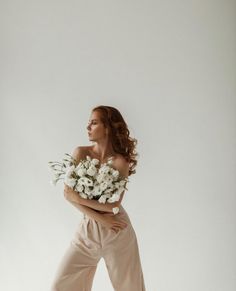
[1,1,235,290]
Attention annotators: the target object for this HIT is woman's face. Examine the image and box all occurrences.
[87,111,108,142]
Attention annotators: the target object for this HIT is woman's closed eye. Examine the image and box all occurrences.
[88,121,97,126]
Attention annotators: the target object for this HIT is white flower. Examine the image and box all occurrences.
[112,170,119,179]
[86,155,91,161]
[112,207,119,215]
[75,167,86,177]
[108,193,120,203]
[89,183,99,196]
[65,165,75,177]
[91,158,99,165]
[83,160,90,168]
[87,165,97,177]
[64,177,77,188]
[48,163,55,169]
[104,187,113,194]
[75,183,84,192]
[119,180,126,186]
[114,182,120,188]
[116,187,125,195]
[100,181,108,191]
[96,174,105,183]
[79,193,88,199]
[77,177,93,187]
[107,159,113,166]
[54,173,61,178]
[98,193,112,203]
[103,175,113,185]
[98,195,107,204]
[95,186,103,195]
[99,165,110,174]
[88,194,94,199]
[84,185,93,195]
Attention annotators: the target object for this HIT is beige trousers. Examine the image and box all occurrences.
[50,205,146,291]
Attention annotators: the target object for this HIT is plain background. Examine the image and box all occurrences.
[1,1,235,291]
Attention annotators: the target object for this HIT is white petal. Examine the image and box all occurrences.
[112,207,119,215]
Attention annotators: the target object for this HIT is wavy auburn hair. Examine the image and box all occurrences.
[92,105,138,176]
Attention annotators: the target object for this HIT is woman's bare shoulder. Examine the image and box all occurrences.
[112,154,130,178]
[73,145,92,151]
[72,145,91,159]
[113,153,128,164]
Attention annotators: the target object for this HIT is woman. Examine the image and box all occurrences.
[51,105,146,291]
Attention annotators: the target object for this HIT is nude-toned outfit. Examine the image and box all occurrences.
[50,205,146,291]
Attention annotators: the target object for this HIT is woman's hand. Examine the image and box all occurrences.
[100,213,128,234]
[64,184,79,202]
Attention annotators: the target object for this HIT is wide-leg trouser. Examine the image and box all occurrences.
[50,205,146,291]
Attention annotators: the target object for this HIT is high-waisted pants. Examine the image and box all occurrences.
[50,205,146,291]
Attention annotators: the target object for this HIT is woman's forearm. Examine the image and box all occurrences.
[67,200,106,224]
[77,196,118,213]
[64,185,120,213]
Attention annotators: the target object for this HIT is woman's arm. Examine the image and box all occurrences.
[66,199,106,224]
[66,190,119,213]
[66,198,128,233]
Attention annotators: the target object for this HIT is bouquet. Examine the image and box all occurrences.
[48,153,129,214]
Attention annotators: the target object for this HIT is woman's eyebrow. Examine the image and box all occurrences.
[89,119,99,122]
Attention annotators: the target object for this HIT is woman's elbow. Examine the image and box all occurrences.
[64,189,70,200]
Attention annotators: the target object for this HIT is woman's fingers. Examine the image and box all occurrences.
[114,219,127,225]
[113,223,128,231]
[117,221,128,228]
[110,218,128,232]
[111,227,118,233]
[113,224,125,230]
[115,228,121,233]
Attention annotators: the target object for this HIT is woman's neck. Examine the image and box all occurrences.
[90,144,116,161]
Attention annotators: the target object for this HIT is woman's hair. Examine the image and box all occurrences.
[92,105,138,176]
